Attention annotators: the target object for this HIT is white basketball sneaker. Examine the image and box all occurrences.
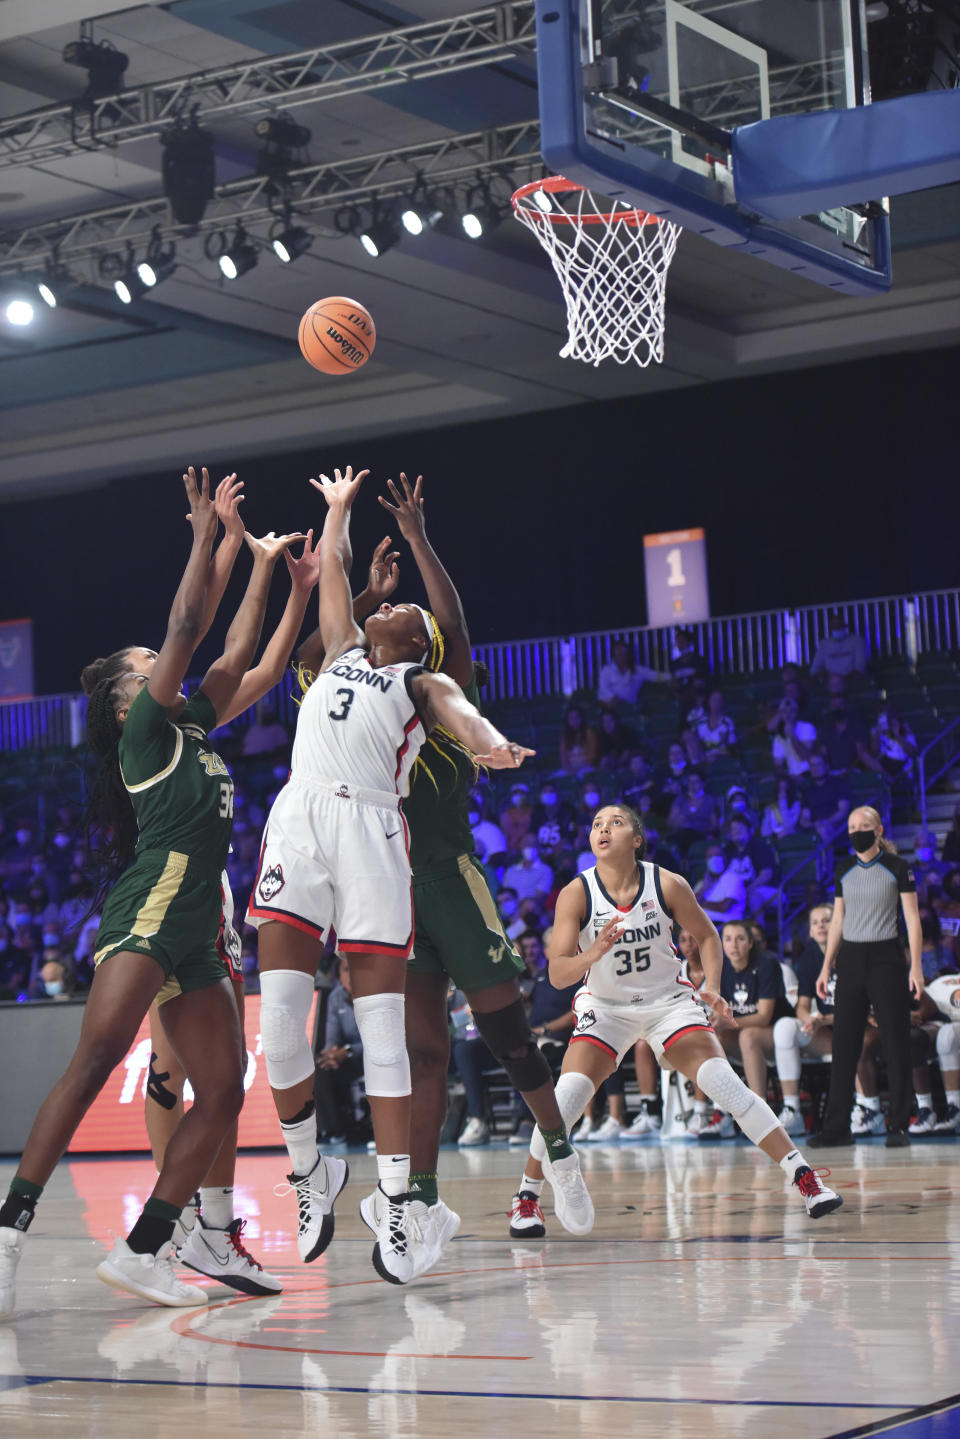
[276,1154,349,1263]
[360,1186,457,1276]
[934,1103,960,1133]
[457,1117,490,1147]
[0,1226,24,1320]
[509,1191,546,1239]
[793,1166,843,1219]
[170,1192,200,1255]
[698,1111,736,1140]
[96,1238,208,1307]
[541,1150,594,1236]
[178,1217,283,1295]
[909,1108,937,1136]
[622,1104,662,1141]
[850,1104,886,1137]
[586,1115,624,1144]
[372,1192,430,1285]
[777,1104,807,1137]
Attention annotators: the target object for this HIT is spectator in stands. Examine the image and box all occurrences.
[709,919,790,1105]
[470,794,508,869]
[596,639,665,709]
[821,691,874,775]
[936,868,960,921]
[912,829,947,905]
[870,701,919,784]
[241,701,289,757]
[642,824,684,878]
[3,824,37,888]
[773,903,835,1134]
[669,628,707,696]
[692,688,738,762]
[315,955,368,1144]
[621,752,655,812]
[917,906,954,981]
[517,928,548,994]
[942,801,960,865]
[36,957,72,1002]
[495,886,525,942]
[500,782,534,858]
[801,751,852,844]
[654,741,691,812]
[725,785,759,829]
[725,816,778,916]
[596,709,636,769]
[770,696,817,778]
[530,783,578,869]
[504,844,555,906]
[667,771,719,852]
[810,611,867,680]
[0,927,28,999]
[558,704,599,776]
[762,777,803,840]
[694,842,746,923]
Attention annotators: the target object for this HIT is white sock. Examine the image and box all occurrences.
[779,1148,807,1181]
[860,1094,881,1111]
[520,1173,545,1197]
[782,1097,800,1112]
[947,1089,960,1108]
[199,1186,234,1229]
[377,1153,410,1198]
[280,1115,320,1177]
[916,1093,933,1111]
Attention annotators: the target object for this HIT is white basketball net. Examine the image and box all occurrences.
[512,180,681,368]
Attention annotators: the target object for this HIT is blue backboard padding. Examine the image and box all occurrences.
[733,90,960,220]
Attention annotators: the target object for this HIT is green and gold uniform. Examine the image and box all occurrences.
[404,674,524,990]
[93,686,234,1004]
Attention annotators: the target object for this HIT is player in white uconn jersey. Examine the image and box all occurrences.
[509,805,843,1236]
[247,466,533,1285]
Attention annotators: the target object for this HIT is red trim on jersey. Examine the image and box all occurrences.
[247,903,326,941]
[340,935,413,958]
[393,713,422,789]
[676,977,696,990]
[570,1033,619,1059]
[662,1022,713,1051]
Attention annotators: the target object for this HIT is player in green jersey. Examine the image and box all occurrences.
[356,474,594,1245]
[0,466,301,1319]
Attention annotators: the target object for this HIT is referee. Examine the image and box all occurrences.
[812,806,924,1148]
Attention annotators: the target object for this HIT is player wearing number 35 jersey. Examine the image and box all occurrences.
[508,804,843,1239]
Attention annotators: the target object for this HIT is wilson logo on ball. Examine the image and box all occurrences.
[299,296,376,375]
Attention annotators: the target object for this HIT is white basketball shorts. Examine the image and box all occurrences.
[246,776,414,956]
[569,987,713,1068]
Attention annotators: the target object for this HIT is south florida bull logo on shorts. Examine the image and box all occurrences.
[258,864,285,902]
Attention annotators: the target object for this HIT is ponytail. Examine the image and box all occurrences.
[853,805,898,854]
[82,655,139,906]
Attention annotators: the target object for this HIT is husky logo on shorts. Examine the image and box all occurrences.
[222,923,242,962]
[335,783,351,800]
[258,864,285,902]
[576,1008,597,1032]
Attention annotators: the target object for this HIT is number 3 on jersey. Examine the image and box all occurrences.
[613,946,650,977]
[328,687,355,722]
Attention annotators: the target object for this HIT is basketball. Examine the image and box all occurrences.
[298,296,376,375]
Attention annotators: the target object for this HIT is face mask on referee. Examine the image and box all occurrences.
[850,830,876,854]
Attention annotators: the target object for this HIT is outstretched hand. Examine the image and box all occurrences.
[700,989,734,1024]
[378,472,426,543]
[283,529,320,593]
[244,531,307,565]
[182,465,219,544]
[366,535,400,603]
[473,740,537,769]
[214,472,245,540]
[309,465,369,507]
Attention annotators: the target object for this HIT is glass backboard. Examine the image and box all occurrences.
[536,0,892,293]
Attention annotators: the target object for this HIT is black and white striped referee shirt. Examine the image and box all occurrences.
[834,852,915,944]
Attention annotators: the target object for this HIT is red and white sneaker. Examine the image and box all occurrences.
[794,1166,843,1218]
[509,1191,546,1239]
[179,1217,282,1296]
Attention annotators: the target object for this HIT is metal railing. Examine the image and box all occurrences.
[2,586,958,751]
[918,715,960,828]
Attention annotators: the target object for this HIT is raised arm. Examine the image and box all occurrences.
[412,670,535,769]
[197,472,246,636]
[215,530,319,728]
[309,465,368,668]
[298,534,399,676]
[147,466,220,709]
[379,473,473,685]
[199,530,304,723]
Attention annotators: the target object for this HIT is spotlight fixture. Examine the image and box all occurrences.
[462,183,504,240]
[400,177,443,236]
[359,205,401,259]
[255,116,312,150]
[272,222,311,264]
[62,36,129,98]
[162,115,216,228]
[2,293,34,327]
[31,259,70,308]
[114,248,150,304]
[219,225,258,280]
[137,229,177,288]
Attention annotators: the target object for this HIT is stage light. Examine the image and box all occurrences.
[461,183,506,240]
[400,178,443,236]
[114,260,149,304]
[359,207,401,258]
[219,226,258,280]
[62,37,129,98]
[137,231,177,288]
[162,117,216,228]
[255,116,312,150]
[272,224,311,264]
[3,296,34,326]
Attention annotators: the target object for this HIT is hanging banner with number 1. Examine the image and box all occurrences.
[643,529,710,628]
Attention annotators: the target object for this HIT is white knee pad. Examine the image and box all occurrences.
[936,1023,960,1066]
[773,1016,803,1084]
[353,992,410,1098]
[530,1071,596,1163]
[259,969,316,1090]
[696,1057,780,1146]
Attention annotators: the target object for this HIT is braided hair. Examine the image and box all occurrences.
[81,648,139,905]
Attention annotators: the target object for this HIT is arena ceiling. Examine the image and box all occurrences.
[0,0,958,499]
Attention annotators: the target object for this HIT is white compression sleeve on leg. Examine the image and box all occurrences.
[696,1056,781,1145]
[353,992,410,1098]
[773,1016,802,1084]
[936,1023,960,1067]
[259,969,317,1090]
[529,1072,596,1163]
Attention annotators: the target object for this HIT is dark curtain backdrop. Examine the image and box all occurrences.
[1,344,955,694]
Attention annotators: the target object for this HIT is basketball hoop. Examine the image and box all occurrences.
[511,176,681,368]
